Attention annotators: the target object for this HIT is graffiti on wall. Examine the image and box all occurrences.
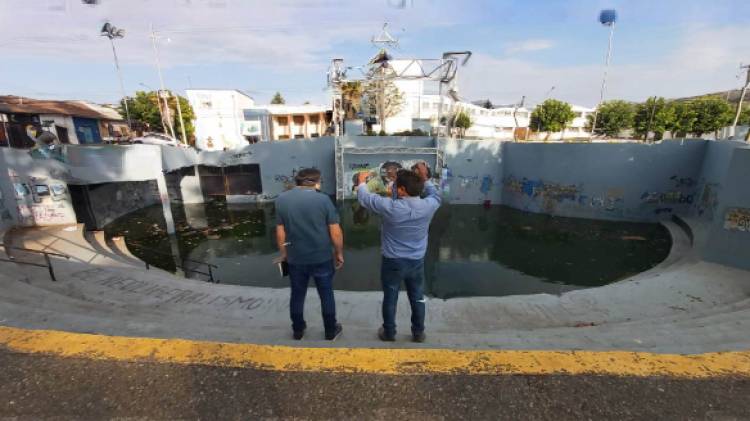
[503,175,627,214]
[8,171,74,226]
[578,188,625,214]
[696,182,720,218]
[639,174,698,214]
[724,208,750,232]
[503,176,582,212]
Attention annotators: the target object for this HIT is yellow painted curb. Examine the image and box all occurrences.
[1,326,749,377]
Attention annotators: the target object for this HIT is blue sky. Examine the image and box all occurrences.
[1,0,749,107]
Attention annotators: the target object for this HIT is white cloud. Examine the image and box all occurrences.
[460,25,750,107]
[504,39,554,55]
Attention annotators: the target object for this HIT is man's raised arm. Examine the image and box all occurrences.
[414,162,442,209]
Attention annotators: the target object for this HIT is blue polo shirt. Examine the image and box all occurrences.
[357,180,442,260]
[275,188,340,265]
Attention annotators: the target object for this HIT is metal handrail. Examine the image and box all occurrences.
[0,243,71,282]
[128,241,219,283]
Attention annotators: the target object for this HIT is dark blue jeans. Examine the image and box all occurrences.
[288,260,337,336]
[381,257,426,338]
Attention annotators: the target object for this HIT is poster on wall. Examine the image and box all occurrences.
[724,208,750,232]
[343,157,436,199]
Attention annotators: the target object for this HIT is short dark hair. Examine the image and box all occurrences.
[295,168,321,186]
[395,169,424,197]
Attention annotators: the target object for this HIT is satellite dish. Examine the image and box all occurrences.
[599,9,617,26]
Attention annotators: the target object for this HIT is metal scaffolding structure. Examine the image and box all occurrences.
[329,24,466,200]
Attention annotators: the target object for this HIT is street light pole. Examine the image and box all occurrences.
[100,22,131,130]
[591,9,617,137]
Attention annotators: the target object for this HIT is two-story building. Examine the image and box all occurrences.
[0,96,128,148]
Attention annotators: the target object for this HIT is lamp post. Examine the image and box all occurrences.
[100,22,131,129]
[591,9,617,136]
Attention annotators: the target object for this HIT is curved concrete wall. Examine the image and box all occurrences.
[1,137,748,271]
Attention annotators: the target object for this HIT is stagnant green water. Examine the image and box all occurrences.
[104,201,671,299]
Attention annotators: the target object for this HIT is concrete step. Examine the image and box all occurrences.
[107,235,149,269]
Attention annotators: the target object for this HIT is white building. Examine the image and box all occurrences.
[186,89,256,151]
[244,104,331,141]
[187,89,332,150]
[359,59,530,140]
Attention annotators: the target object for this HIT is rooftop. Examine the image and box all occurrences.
[0,96,123,121]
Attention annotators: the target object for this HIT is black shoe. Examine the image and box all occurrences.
[293,329,305,340]
[412,332,426,343]
[378,327,396,342]
[325,323,343,341]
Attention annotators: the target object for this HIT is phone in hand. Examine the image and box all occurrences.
[277,261,289,277]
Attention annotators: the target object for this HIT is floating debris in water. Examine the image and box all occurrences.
[621,236,647,241]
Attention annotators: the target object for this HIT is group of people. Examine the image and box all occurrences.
[274,162,441,342]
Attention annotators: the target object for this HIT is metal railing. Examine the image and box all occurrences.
[128,242,219,283]
[0,243,70,282]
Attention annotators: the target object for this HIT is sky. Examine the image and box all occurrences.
[1,0,749,107]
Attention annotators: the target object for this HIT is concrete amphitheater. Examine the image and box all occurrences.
[0,136,748,354]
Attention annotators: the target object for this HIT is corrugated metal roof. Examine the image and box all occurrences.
[0,96,123,120]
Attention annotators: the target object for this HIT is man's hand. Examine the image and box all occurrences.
[413,162,430,181]
[334,251,344,270]
[357,171,370,185]
[272,250,287,265]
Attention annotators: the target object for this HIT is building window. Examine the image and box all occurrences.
[277,117,288,126]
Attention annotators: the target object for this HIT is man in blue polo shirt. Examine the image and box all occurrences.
[356,162,441,342]
[276,168,344,341]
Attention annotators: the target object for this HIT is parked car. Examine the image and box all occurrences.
[131,133,187,148]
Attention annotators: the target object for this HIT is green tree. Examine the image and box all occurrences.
[340,81,363,119]
[453,111,472,138]
[530,99,575,140]
[271,92,286,105]
[633,97,674,141]
[690,96,733,138]
[739,106,750,125]
[668,101,697,138]
[588,100,634,137]
[121,91,196,144]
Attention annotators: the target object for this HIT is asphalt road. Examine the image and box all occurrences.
[0,349,749,420]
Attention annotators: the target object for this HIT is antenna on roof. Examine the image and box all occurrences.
[371,23,399,49]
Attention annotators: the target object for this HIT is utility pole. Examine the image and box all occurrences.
[100,22,131,129]
[513,95,525,142]
[731,63,750,138]
[149,24,176,138]
[174,92,188,145]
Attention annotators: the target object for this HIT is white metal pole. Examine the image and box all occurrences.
[591,22,615,136]
[108,37,131,129]
[150,24,175,138]
[174,91,188,145]
[731,65,750,137]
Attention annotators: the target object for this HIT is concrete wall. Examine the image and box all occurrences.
[440,138,503,204]
[199,136,336,200]
[0,148,77,227]
[690,140,742,222]
[86,181,161,229]
[500,140,708,221]
[702,144,750,270]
